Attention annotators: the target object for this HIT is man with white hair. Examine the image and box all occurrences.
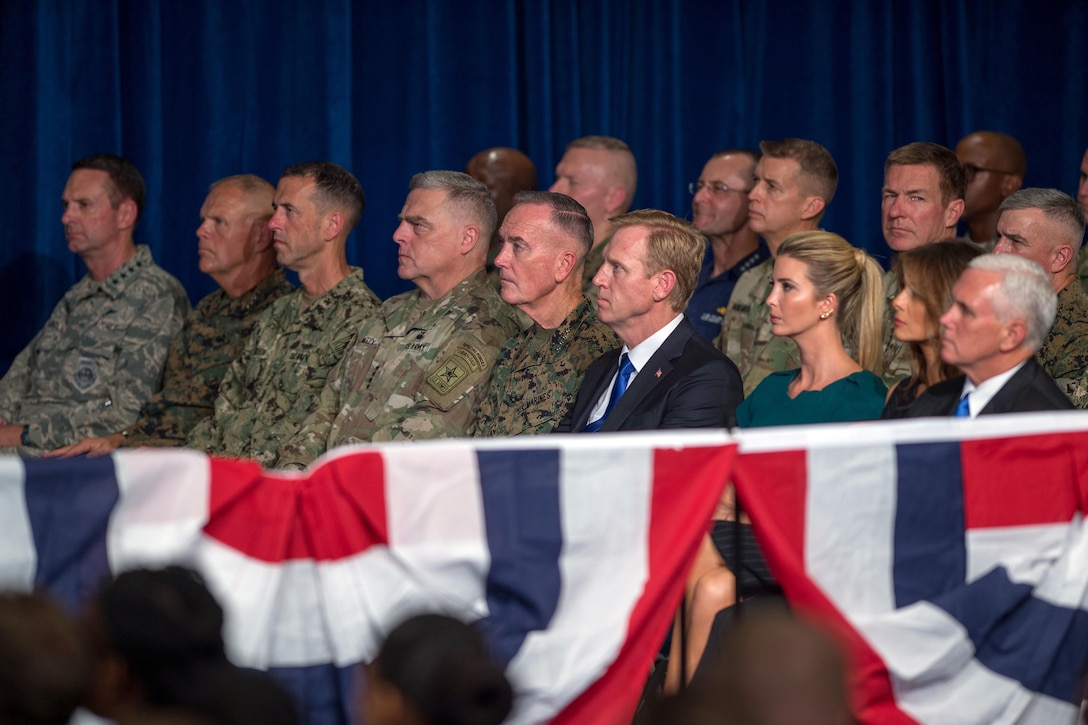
[907,254,1073,417]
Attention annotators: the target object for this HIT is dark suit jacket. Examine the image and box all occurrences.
[555,317,744,432]
[906,358,1074,417]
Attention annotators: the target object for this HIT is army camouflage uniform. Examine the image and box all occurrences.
[471,297,618,437]
[122,269,294,447]
[277,269,522,468]
[582,238,608,305]
[714,258,800,396]
[1038,281,1088,409]
[186,268,379,467]
[881,269,912,387]
[0,245,189,455]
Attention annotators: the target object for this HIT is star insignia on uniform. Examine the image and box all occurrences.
[443,364,459,382]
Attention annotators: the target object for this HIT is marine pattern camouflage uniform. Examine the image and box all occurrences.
[714,258,800,396]
[471,297,618,437]
[0,245,189,455]
[1038,280,1088,408]
[186,268,379,467]
[276,269,522,468]
[122,269,294,447]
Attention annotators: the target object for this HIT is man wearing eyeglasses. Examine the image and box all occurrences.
[684,150,768,341]
[954,131,1026,248]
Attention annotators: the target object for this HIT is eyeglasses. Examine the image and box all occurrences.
[962,163,1016,182]
[688,181,752,196]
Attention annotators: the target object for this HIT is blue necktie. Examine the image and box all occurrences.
[585,353,636,432]
[954,392,971,418]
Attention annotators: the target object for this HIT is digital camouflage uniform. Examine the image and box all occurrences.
[1037,281,1088,409]
[714,258,799,396]
[122,269,294,447]
[276,269,522,468]
[471,297,618,437]
[186,268,379,467]
[0,245,189,455]
[581,238,608,306]
[881,269,913,387]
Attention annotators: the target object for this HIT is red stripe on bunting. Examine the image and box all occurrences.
[734,448,919,725]
[960,431,1088,530]
[553,444,736,725]
[202,451,389,563]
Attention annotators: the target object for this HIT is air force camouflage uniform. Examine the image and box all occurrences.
[471,297,617,437]
[0,245,189,454]
[1038,280,1088,409]
[186,268,379,467]
[276,269,522,468]
[123,269,294,447]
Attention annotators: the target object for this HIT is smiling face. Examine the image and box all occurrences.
[882,164,963,252]
[765,254,830,339]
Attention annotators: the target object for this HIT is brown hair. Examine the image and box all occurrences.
[884,142,967,207]
[758,138,838,209]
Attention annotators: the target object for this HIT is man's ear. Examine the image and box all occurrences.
[944,198,966,228]
[799,196,826,222]
[652,269,677,303]
[554,250,577,284]
[323,211,345,242]
[999,318,1028,353]
[605,186,629,216]
[459,224,482,255]
[116,199,138,231]
[1050,243,1074,275]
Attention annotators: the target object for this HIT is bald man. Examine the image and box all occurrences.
[549,135,638,301]
[955,131,1026,247]
[466,147,538,274]
[50,175,294,456]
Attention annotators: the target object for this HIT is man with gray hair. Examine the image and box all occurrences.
[992,188,1088,406]
[277,171,523,467]
[549,135,638,299]
[471,191,616,436]
[907,254,1073,417]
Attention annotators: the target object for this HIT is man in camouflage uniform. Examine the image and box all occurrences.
[880,142,967,383]
[276,171,522,468]
[714,139,838,395]
[0,155,189,455]
[49,174,294,456]
[471,191,617,437]
[187,162,380,467]
[548,136,637,303]
[992,188,1088,407]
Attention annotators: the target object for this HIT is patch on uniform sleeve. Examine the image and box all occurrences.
[424,338,491,410]
[72,357,99,392]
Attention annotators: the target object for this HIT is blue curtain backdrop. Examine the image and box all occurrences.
[2,0,1086,372]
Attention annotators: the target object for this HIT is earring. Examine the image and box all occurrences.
[819,310,833,320]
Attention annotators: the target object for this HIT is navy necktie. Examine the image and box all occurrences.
[585,353,636,432]
[954,392,971,418]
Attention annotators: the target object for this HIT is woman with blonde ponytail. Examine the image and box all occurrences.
[734,230,887,425]
[666,231,888,693]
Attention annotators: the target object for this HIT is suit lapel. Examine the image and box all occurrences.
[601,321,690,431]
[574,349,622,430]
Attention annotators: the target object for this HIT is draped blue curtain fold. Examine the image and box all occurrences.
[2,0,1086,371]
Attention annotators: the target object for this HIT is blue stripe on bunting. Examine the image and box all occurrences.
[928,566,1088,704]
[23,456,119,611]
[476,448,563,666]
[892,441,966,608]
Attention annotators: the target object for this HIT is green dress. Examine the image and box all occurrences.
[735,369,888,428]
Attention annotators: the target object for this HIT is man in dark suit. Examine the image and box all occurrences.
[908,254,1073,417]
[556,209,743,432]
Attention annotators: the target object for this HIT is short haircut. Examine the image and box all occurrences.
[609,209,706,312]
[512,190,593,259]
[567,135,631,153]
[72,154,146,223]
[776,230,886,374]
[758,138,838,207]
[894,240,984,386]
[999,187,1086,252]
[210,174,275,221]
[0,591,90,725]
[711,148,761,166]
[884,142,968,207]
[282,161,366,233]
[968,254,1056,353]
[410,170,498,241]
